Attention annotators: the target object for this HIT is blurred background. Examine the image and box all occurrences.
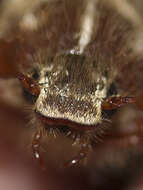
[0,0,143,190]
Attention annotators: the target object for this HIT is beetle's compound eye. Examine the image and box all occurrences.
[31,69,40,81]
[17,73,40,103]
[107,83,118,97]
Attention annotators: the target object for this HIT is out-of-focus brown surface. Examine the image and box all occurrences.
[0,40,19,78]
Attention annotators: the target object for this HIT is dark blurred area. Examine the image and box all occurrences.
[0,0,143,190]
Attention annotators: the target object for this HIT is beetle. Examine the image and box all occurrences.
[12,0,143,168]
[17,52,135,167]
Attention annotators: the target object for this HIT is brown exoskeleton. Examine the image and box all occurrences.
[15,1,142,168]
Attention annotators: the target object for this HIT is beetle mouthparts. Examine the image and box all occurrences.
[34,110,99,131]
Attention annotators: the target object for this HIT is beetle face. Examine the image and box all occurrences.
[32,53,110,128]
